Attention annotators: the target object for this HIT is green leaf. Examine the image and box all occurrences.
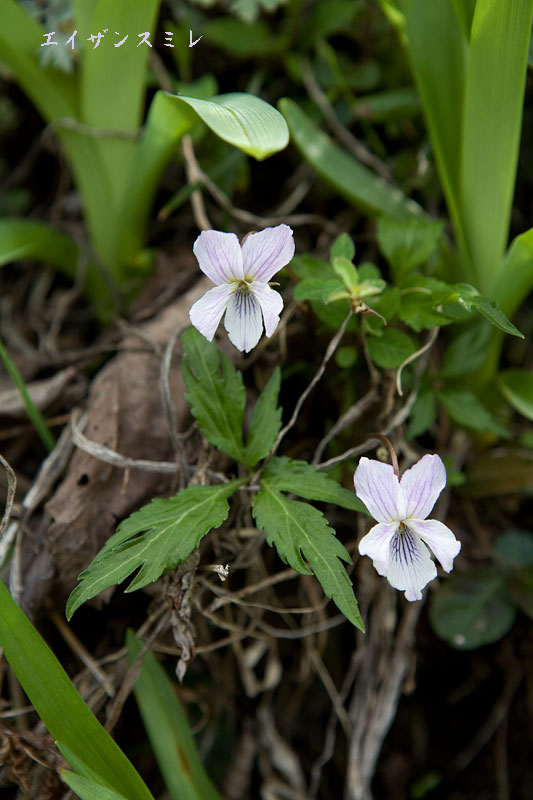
[404,0,468,270]
[182,327,246,462]
[127,632,222,800]
[494,530,533,568]
[0,0,77,122]
[498,369,533,421]
[488,227,533,319]
[407,392,437,439]
[244,368,282,467]
[0,581,153,800]
[460,0,533,289]
[376,217,444,280]
[0,219,78,277]
[60,772,130,800]
[0,335,55,452]
[253,483,364,630]
[429,567,516,649]
[173,92,289,161]
[66,481,244,619]
[367,328,418,368]
[398,291,454,331]
[455,285,524,338]
[332,256,358,290]
[330,233,355,262]
[279,97,422,219]
[263,457,369,513]
[440,320,492,379]
[437,388,508,436]
[494,530,533,618]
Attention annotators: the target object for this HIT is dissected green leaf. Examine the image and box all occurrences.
[498,369,533,421]
[263,457,369,513]
[398,291,454,331]
[377,216,444,279]
[66,481,243,619]
[279,97,422,219]
[429,567,516,649]
[0,581,153,800]
[244,368,282,467]
[253,483,364,630]
[367,328,418,368]
[127,632,222,800]
[182,327,246,462]
[437,388,508,436]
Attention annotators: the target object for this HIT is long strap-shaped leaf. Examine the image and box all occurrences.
[460,0,533,291]
[0,580,154,800]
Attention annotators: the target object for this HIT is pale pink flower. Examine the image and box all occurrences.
[189,224,294,353]
[354,454,461,601]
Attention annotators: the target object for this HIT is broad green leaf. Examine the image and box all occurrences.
[182,327,246,463]
[404,0,468,270]
[398,291,454,331]
[127,632,222,800]
[118,90,289,265]
[498,369,533,421]
[262,456,369,514]
[174,92,289,161]
[290,254,331,280]
[66,480,244,619]
[376,217,444,280]
[494,530,533,568]
[367,328,417,369]
[439,320,492,379]
[460,0,533,289]
[279,98,422,220]
[0,219,78,277]
[244,368,282,467]
[0,581,153,800]
[60,772,130,800]
[253,482,364,630]
[494,530,533,618]
[429,567,516,649]
[330,233,355,262]
[293,278,328,303]
[407,392,437,439]
[437,388,508,436]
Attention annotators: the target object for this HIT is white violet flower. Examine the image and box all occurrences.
[189,224,295,353]
[354,454,461,601]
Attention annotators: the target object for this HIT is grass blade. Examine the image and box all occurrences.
[0,580,154,800]
[0,336,55,451]
[127,632,223,800]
